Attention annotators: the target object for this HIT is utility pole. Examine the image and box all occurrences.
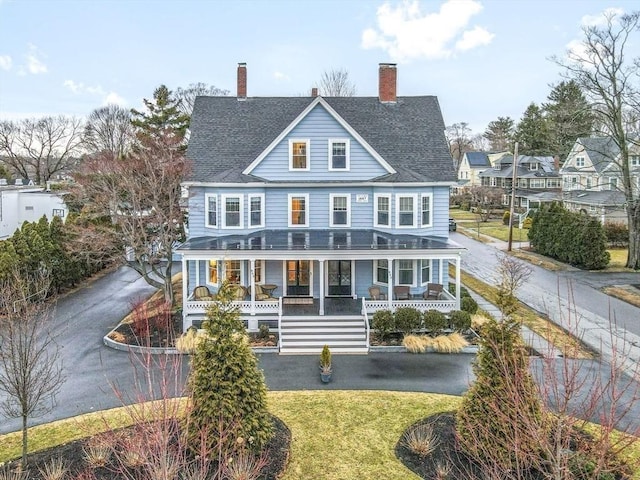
[507,142,519,252]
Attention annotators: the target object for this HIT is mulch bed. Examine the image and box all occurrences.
[9,415,290,480]
[111,311,182,348]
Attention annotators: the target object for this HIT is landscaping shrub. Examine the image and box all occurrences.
[186,282,273,455]
[431,333,469,353]
[423,309,448,335]
[603,222,628,247]
[502,210,510,225]
[448,284,470,298]
[522,217,533,229]
[394,307,422,335]
[403,335,430,353]
[258,324,270,340]
[372,309,395,340]
[449,310,471,331]
[529,203,609,269]
[461,296,478,314]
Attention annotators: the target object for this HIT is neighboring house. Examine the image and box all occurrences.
[479,155,561,209]
[457,151,490,189]
[0,179,68,239]
[560,137,640,224]
[177,63,466,353]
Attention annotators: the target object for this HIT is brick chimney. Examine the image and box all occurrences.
[311,87,318,97]
[237,62,247,100]
[553,155,560,170]
[378,63,397,103]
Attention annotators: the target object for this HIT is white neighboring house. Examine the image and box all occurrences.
[560,137,640,224]
[0,179,68,239]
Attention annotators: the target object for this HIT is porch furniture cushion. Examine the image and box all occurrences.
[368,285,387,300]
[193,285,214,301]
[229,284,247,300]
[393,285,411,300]
[254,284,271,301]
[424,283,444,300]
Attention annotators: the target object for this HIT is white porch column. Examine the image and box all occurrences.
[455,255,461,310]
[318,259,325,315]
[387,258,394,309]
[181,258,188,331]
[248,259,258,330]
[195,259,200,286]
[438,258,443,284]
[249,259,256,315]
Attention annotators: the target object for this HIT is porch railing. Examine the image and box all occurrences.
[363,289,457,315]
[277,297,283,351]
[361,297,370,350]
[184,297,281,315]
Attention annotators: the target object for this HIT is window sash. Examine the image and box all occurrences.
[250,196,262,227]
[398,260,413,285]
[290,196,307,225]
[399,197,414,226]
[332,195,348,225]
[331,142,347,169]
[421,196,430,226]
[207,196,217,226]
[225,197,240,227]
[209,260,218,284]
[421,260,430,284]
[376,196,390,226]
[225,260,241,284]
[376,260,388,284]
[292,141,308,169]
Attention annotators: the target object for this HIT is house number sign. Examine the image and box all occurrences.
[355,194,369,203]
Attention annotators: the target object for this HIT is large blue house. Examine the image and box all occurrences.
[177,63,465,353]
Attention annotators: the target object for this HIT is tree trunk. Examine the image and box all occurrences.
[627,202,640,270]
[22,414,28,468]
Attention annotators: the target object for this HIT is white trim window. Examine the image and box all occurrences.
[289,139,310,171]
[221,195,243,229]
[253,260,265,283]
[224,260,242,284]
[420,194,432,227]
[329,194,350,227]
[374,259,388,285]
[420,260,432,286]
[576,156,585,168]
[374,194,391,227]
[205,194,217,228]
[288,193,309,227]
[396,194,417,228]
[490,177,497,187]
[397,260,414,286]
[586,177,592,189]
[248,194,265,228]
[207,260,219,285]
[328,138,350,170]
[631,155,640,167]
[609,177,618,190]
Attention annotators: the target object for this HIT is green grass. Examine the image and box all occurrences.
[449,208,479,221]
[0,392,459,479]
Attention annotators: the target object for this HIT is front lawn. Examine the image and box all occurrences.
[0,392,459,479]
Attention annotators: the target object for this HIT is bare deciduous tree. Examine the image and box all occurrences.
[445,122,474,167]
[83,104,135,158]
[174,82,230,118]
[555,10,640,269]
[76,133,189,303]
[0,270,64,467]
[468,186,503,222]
[318,68,356,97]
[0,115,84,184]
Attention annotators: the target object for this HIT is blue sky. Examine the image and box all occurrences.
[0,0,635,134]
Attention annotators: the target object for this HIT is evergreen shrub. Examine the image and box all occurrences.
[372,310,395,340]
[449,310,472,331]
[423,309,448,335]
[394,307,422,335]
[461,296,478,314]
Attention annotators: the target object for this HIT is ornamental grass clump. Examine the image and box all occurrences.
[185,281,273,456]
[403,335,432,353]
[401,422,439,457]
[431,333,469,353]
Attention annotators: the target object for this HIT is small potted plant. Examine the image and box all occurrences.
[319,344,332,383]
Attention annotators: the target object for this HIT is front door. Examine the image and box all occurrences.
[327,260,351,296]
[286,260,310,296]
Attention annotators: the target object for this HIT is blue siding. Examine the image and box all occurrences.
[188,185,452,236]
[251,105,389,181]
[355,260,373,298]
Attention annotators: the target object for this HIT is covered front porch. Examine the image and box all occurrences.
[177,229,465,333]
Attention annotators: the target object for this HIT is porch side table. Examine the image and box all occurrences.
[261,284,278,298]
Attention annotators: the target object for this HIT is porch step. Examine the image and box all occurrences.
[279,314,368,354]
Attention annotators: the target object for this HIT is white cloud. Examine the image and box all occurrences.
[273,71,290,81]
[361,0,492,62]
[581,7,624,27]
[64,80,126,107]
[25,44,47,74]
[455,25,494,51]
[0,55,12,70]
[103,92,126,106]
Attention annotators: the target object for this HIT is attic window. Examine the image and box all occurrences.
[529,163,538,171]
[328,139,349,170]
[631,155,640,167]
[576,157,585,167]
[289,139,310,171]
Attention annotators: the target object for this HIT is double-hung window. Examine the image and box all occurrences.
[396,194,416,228]
[289,139,310,171]
[288,193,309,227]
[224,260,241,284]
[375,194,390,227]
[205,194,217,228]
[330,194,350,227]
[421,260,431,285]
[208,260,218,285]
[631,155,640,167]
[222,195,243,228]
[397,260,413,285]
[421,194,432,227]
[248,194,264,228]
[328,139,349,170]
[375,260,388,284]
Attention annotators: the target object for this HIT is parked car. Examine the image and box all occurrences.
[449,218,457,231]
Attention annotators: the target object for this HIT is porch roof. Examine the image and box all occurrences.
[177,229,464,256]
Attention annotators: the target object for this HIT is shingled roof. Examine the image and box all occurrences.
[464,151,490,167]
[575,137,620,174]
[185,96,455,184]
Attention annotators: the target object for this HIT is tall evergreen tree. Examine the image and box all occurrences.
[515,103,551,155]
[543,80,593,162]
[131,85,190,150]
[483,116,515,152]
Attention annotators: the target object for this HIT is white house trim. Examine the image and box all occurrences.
[288,139,311,171]
[329,193,351,228]
[221,194,244,229]
[287,193,310,228]
[247,193,265,228]
[327,138,350,171]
